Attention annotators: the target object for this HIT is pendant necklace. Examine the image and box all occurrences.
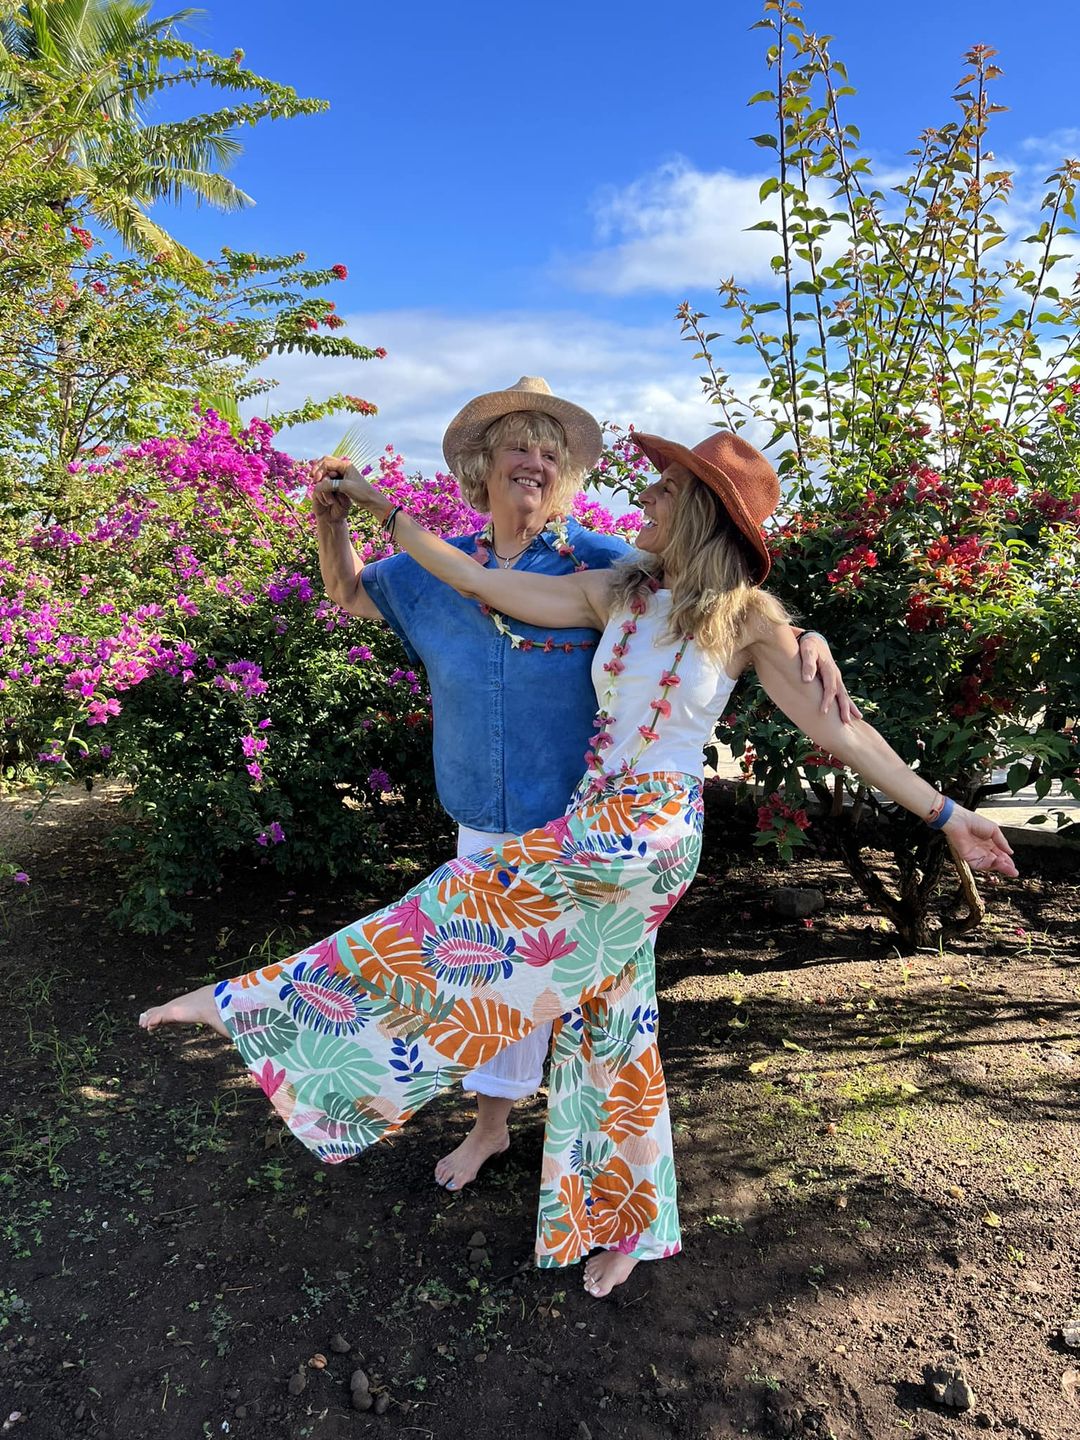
[490,539,532,569]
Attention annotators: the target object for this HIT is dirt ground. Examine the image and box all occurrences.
[1,784,1078,1440]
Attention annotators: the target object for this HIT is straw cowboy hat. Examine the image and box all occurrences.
[442,376,604,474]
[630,430,780,583]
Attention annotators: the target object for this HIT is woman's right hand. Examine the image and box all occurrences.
[942,803,1018,877]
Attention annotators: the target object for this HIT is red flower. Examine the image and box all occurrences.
[331,263,348,280]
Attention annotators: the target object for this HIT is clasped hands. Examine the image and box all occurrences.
[309,455,388,523]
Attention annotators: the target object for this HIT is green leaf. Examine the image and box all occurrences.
[231,1007,299,1064]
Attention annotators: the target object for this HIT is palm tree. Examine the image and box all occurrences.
[0,0,319,266]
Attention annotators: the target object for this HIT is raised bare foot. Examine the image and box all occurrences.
[139,983,228,1038]
[434,1123,510,1191]
[583,1250,640,1298]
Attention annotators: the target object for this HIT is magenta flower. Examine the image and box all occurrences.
[246,761,263,782]
[13,871,30,885]
[515,927,577,968]
[367,768,391,794]
[87,697,121,725]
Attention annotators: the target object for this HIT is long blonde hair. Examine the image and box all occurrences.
[608,478,789,662]
[454,412,580,515]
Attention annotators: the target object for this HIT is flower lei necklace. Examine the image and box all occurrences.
[470,516,596,654]
[582,582,693,798]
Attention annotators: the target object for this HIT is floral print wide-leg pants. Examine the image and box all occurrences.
[214,772,703,1267]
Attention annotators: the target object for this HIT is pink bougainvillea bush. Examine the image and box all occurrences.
[1,413,643,930]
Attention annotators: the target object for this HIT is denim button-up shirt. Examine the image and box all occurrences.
[361,518,631,833]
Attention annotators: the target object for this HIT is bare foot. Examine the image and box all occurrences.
[139,983,228,1038]
[434,1123,510,1190]
[583,1250,640,1298]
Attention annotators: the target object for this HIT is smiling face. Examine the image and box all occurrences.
[635,462,695,555]
[487,433,561,522]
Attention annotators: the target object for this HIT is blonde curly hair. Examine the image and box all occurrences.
[453,412,581,516]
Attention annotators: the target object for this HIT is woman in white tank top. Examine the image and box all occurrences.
[142,430,1018,1300]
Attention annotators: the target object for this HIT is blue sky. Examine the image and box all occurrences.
[154,0,1080,472]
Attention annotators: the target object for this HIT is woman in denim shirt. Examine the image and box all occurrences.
[311,379,853,1193]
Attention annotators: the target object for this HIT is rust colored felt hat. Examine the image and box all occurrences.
[442,376,603,475]
[630,430,780,583]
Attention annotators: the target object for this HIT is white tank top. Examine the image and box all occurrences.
[589,591,738,782]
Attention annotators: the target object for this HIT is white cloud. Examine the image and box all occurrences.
[248,308,735,473]
[560,158,783,296]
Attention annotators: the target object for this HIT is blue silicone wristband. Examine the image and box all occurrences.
[926,796,954,830]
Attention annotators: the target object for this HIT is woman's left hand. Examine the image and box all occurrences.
[942,805,1019,877]
[798,633,861,724]
[309,455,387,516]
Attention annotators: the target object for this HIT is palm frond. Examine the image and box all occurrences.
[331,422,380,471]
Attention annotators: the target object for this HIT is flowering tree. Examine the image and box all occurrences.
[676,3,1080,947]
[0,206,381,521]
[1,415,642,930]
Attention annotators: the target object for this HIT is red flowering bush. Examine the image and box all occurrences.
[682,10,1080,946]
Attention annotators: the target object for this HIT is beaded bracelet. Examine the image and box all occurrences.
[926,796,955,830]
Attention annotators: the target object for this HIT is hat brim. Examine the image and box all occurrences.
[630,432,772,584]
[443,388,603,475]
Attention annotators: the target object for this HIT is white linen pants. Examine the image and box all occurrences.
[456,823,552,1101]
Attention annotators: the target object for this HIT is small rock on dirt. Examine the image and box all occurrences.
[1061,1321,1080,1349]
[771,886,825,920]
[373,1392,390,1415]
[350,1367,370,1394]
[467,1230,487,1248]
[468,1246,488,1267]
[329,1333,351,1354]
[287,1370,307,1396]
[926,1365,974,1410]
[352,1390,373,1413]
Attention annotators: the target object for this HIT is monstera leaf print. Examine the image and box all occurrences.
[345,922,438,1004]
[649,1154,681,1244]
[289,1032,386,1109]
[231,1007,299,1065]
[647,836,700,893]
[555,907,646,993]
[600,1042,666,1141]
[539,1173,590,1266]
[424,997,529,1069]
[439,862,562,932]
[588,1158,659,1245]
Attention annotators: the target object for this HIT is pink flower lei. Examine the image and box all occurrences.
[470,517,595,654]
[583,583,692,797]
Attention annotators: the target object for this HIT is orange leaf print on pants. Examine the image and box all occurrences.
[425,997,530,1069]
[601,1042,666,1141]
[437,866,561,932]
[345,921,437,1004]
[589,1157,659,1245]
[541,1174,591,1266]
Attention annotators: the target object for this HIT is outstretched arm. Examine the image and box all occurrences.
[741,624,1018,877]
[311,460,610,632]
[793,630,862,724]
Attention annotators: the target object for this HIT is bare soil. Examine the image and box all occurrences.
[1,785,1078,1440]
